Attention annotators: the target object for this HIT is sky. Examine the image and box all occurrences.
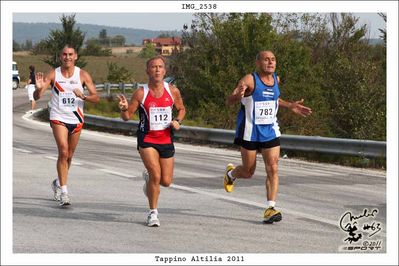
[12,12,385,38]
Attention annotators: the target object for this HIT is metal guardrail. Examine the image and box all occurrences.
[95,83,137,95]
[84,114,386,158]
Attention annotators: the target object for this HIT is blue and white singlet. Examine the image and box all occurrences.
[235,72,281,142]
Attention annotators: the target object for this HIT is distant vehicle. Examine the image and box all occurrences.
[12,61,20,90]
[164,76,178,86]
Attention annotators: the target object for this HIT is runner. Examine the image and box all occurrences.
[118,55,186,227]
[26,65,36,112]
[224,50,312,223]
[34,44,99,206]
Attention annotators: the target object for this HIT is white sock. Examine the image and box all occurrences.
[150,209,158,215]
[267,201,276,208]
[227,170,236,181]
[61,185,68,194]
[55,179,60,187]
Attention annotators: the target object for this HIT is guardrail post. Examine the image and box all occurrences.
[105,83,111,96]
[119,83,125,95]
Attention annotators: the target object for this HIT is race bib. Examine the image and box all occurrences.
[149,106,172,130]
[254,101,276,125]
[59,92,77,111]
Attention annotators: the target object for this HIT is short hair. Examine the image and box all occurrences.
[146,55,166,69]
[29,65,35,72]
[256,50,274,60]
[60,44,77,54]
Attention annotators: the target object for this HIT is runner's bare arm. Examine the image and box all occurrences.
[279,98,312,117]
[170,85,186,130]
[226,74,254,105]
[78,70,99,103]
[119,87,143,121]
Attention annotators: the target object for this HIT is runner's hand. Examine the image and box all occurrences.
[238,81,248,99]
[73,89,85,99]
[117,94,128,111]
[35,72,44,89]
[171,120,181,130]
[290,99,312,117]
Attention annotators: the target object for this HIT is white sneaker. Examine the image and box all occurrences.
[51,179,61,201]
[59,192,71,206]
[147,211,160,227]
[142,169,149,197]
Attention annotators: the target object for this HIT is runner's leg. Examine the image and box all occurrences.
[230,147,257,179]
[67,130,82,169]
[51,123,69,186]
[159,157,174,187]
[139,147,161,209]
[261,146,280,201]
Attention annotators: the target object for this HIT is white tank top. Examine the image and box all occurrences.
[50,66,85,124]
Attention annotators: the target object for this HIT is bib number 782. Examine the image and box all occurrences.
[255,101,276,125]
[259,108,273,116]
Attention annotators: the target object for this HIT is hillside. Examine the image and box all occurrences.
[13,22,182,45]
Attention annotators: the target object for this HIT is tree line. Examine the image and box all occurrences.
[169,13,386,141]
[13,16,124,57]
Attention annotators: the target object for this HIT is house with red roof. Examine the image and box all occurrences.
[143,37,182,56]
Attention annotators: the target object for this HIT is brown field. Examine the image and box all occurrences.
[13,51,148,86]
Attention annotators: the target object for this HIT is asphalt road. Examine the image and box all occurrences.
[7,89,388,264]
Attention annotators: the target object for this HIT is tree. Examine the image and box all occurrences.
[139,43,157,58]
[107,62,133,83]
[320,13,385,140]
[157,33,172,38]
[99,29,107,39]
[13,40,21,51]
[23,39,33,50]
[378,13,386,45]
[99,29,110,47]
[31,40,50,55]
[111,35,126,47]
[81,39,112,56]
[42,14,87,68]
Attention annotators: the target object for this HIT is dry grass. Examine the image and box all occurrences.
[110,46,143,54]
[13,52,148,85]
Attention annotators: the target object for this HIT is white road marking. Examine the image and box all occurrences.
[171,183,336,226]
[170,183,386,237]
[44,156,83,166]
[13,147,32,153]
[21,109,49,127]
[99,169,136,178]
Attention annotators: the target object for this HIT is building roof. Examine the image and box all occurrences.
[144,37,182,46]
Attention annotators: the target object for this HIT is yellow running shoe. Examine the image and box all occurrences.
[224,163,235,193]
[263,207,282,224]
